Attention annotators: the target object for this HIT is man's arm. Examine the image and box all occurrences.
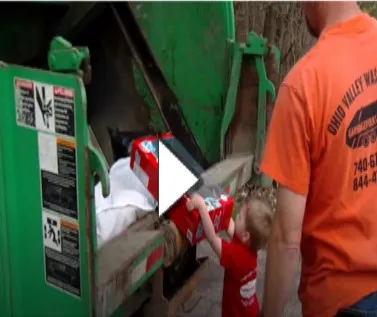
[259,82,311,316]
[262,185,306,317]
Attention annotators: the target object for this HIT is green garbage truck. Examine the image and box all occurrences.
[0,2,280,317]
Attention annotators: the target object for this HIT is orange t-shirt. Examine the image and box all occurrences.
[261,13,377,317]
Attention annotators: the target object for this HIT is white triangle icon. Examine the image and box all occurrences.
[158,140,199,217]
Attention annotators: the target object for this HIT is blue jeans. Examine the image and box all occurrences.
[337,292,377,316]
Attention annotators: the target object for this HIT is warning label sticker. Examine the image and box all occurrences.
[43,211,62,252]
[42,210,81,298]
[54,86,75,138]
[35,82,55,133]
[38,133,78,219]
[15,78,75,138]
[15,79,35,127]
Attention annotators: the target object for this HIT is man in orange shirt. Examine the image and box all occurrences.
[260,2,377,317]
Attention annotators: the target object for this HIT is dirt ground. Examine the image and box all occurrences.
[175,240,302,317]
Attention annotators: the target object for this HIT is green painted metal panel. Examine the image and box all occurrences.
[0,35,167,316]
[0,115,11,317]
[130,2,235,164]
[0,64,93,317]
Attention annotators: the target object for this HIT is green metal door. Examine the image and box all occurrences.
[0,63,97,317]
[130,2,235,164]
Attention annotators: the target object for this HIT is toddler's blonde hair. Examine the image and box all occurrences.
[243,198,273,252]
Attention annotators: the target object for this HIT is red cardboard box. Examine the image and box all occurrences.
[130,133,235,245]
[169,188,234,245]
[130,132,173,200]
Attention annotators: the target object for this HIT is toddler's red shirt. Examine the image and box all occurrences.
[220,236,259,317]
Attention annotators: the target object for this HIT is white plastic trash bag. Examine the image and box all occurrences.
[95,157,157,249]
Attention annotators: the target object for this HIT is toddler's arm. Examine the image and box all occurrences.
[187,194,222,258]
[227,218,235,239]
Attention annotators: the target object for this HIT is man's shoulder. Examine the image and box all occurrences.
[282,41,325,90]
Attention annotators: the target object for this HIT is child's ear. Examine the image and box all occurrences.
[243,231,251,243]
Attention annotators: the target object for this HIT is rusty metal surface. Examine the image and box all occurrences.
[200,153,254,195]
[129,212,157,232]
[96,230,162,317]
[96,231,161,285]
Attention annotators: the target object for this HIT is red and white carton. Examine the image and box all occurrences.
[130,133,236,245]
[169,185,234,245]
[168,153,255,245]
[130,132,174,200]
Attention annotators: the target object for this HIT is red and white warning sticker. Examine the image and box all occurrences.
[15,77,75,138]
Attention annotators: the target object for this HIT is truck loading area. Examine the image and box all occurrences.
[0,2,282,317]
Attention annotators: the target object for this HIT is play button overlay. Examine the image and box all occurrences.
[158,140,199,217]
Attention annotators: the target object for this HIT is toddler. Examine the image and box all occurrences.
[186,194,272,317]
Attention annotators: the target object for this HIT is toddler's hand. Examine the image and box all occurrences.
[186,194,206,211]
